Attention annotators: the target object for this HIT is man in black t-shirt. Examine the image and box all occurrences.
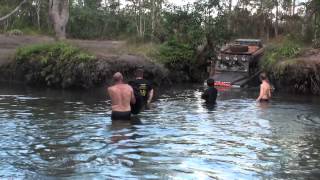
[201,78,217,104]
[129,68,154,114]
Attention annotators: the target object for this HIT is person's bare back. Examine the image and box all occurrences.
[108,72,135,120]
[108,84,135,112]
[256,73,272,102]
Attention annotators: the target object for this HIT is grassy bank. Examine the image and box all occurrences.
[125,39,207,82]
[261,39,320,95]
[13,42,98,88]
[0,42,169,88]
[16,42,96,63]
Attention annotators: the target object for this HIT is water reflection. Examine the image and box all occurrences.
[202,102,217,112]
[109,117,142,144]
[257,101,271,110]
[0,84,319,179]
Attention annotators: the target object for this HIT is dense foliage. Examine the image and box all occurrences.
[1,0,318,42]
[261,38,302,71]
[156,39,195,67]
[261,38,320,95]
[1,0,320,90]
[14,42,97,88]
[1,0,318,72]
[16,42,95,63]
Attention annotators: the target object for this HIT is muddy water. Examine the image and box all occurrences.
[0,84,319,179]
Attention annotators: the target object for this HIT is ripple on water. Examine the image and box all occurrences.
[0,88,320,179]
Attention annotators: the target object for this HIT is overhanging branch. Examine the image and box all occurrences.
[0,0,28,22]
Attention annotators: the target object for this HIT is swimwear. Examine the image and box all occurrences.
[259,99,269,102]
[111,111,131,120]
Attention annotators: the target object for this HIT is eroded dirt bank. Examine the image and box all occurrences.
[0,35,169,88]
[269,48,320,95]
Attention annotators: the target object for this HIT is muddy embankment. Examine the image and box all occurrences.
[0,35,201,89]
[267,48,320,95]
[0,55,169,89]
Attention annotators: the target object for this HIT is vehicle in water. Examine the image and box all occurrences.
[212,39,265,88]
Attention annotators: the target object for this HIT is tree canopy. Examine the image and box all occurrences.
[0,0,318,44]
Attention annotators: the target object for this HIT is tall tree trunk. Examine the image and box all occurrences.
[228,0,232,32]
[49,0,70,40]
[117,0,120,13]
[266,18,270,40]
[259,0,265,38]
[138,0,142,37]
[302,3,315,39]
[292,0,296,15]
[151,0,155,41]
[289,1,292,16]
[260,14,265,38]
[143,15,146,37]
[36,0,41,30]
[137,0,145,38]
[315,13,318,40]
[274,0,279,37]
[4,19,9,31]
[132,1,139,36]
[139,15,142,37]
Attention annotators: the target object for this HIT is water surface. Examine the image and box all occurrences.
[0,84,319,179]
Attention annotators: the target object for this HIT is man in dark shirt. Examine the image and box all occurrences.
[129,68,154,114]
[201,78,218,104]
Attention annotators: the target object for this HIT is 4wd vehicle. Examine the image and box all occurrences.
[213,39,265,87]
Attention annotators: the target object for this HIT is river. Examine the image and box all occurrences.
[0,83,319,179]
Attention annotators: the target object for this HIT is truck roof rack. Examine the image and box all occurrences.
[235,39,262,42]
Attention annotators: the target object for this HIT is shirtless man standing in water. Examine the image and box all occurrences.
[256,73,272,102]
[108,72,136,120]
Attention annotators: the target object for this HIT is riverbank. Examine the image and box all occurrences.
[261,39,320,95]
[2,35,319,94]
[0,35,206,88]
[0,41,169,88]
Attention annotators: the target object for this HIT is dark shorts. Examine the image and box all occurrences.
[111,111,131,120]
[259,99,269,102]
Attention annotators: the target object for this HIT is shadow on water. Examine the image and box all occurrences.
[0,82,319,179]
[202,102,217,112]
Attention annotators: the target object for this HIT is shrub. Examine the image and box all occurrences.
[261,38,320,95]
[313,39,320,49]
[7,29,23,36]
[14,42,97,88]
[16,42,95,64]
[261,39,302,74]
[124,42,160,59]
[155,39,195,68]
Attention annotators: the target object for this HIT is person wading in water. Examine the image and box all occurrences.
[129,68,154,114]
[201,60,218,105]
[202,78,218,104]
[108,72,136,120]
[256,73,272,102]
